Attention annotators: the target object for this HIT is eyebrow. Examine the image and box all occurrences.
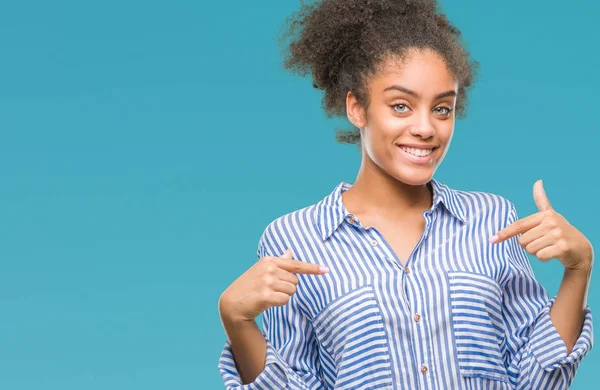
[383,84,457,100]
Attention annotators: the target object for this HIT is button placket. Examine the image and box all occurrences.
[405,260,432,388]
[347,214,362,227]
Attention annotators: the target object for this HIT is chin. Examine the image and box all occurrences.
[390,167,435,186]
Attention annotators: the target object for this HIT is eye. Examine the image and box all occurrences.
[434,106,453,116]
[392,104,410,113]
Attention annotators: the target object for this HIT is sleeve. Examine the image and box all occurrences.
[501,202,594,389]
[217,232,326,390]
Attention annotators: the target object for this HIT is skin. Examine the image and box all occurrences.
[218,48,593,384]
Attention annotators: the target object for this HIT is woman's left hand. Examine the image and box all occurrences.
[489,180,593,271]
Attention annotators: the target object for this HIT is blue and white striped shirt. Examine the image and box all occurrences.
[218,178,593,389]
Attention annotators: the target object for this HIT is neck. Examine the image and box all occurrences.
[342,155,433,218]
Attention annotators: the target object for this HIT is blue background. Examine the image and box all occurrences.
[0,0,597,388]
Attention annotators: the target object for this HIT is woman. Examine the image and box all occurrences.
[217,0,594,388]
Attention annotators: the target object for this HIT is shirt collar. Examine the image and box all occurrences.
[315,177,468,241]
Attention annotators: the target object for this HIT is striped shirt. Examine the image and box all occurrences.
[218,178,594,389]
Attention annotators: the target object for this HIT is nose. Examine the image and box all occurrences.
[409,110,435,139]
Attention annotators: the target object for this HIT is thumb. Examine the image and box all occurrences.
[533,179,552,212]
[281,248,293,259]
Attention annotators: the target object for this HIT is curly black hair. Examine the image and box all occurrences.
[278,0,479,144]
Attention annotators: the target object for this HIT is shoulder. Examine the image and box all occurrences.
[453,187,517,224]
[257,202,321,257]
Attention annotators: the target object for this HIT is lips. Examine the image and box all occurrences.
[396,144,437,164]
[396,144,438,150]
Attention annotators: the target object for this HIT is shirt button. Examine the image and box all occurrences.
[421,364,428,374]
[414,313,421,322]
[347,216,355,224]
[371,239,378,247]
[404,267,411,274]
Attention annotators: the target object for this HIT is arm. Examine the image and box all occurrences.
[219,311,268,384]
[217,234,327,389]
[501,203,594,389]
[550,242,593,354]
[218,300,325,389]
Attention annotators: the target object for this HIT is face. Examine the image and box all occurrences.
[347,48,458,186]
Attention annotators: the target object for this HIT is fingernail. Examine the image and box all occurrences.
[319,266,330,274]
[489,234,498,243]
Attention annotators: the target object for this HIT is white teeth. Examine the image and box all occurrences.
[399,146,433,157]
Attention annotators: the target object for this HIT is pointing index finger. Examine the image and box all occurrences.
[274,257,329,275]
[490,212,543,244]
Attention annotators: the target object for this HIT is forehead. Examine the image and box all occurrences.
[370,49,457,94]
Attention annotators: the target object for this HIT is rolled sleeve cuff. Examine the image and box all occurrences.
[217,336,291,389]
[529,297,594,371]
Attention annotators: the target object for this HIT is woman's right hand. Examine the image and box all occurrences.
[218,248,329,323]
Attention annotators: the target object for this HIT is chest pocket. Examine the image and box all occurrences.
[447,270,509,383]
[311,285,393,390]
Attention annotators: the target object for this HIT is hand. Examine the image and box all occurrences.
[489,180,593,271]
[218,249,329,323]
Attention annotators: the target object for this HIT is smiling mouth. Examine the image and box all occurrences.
[396,145,438,157]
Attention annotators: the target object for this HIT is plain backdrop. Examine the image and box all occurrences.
[0,0,597,388]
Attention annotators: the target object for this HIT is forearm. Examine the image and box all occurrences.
[550,255,593,354]
[221,316,268,384]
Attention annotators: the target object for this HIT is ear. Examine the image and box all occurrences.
[346,90,366,129]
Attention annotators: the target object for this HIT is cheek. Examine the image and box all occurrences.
[441,125,454,144]
[364,126,403,167]
[433,117,455,144]
[371,116,403,146]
